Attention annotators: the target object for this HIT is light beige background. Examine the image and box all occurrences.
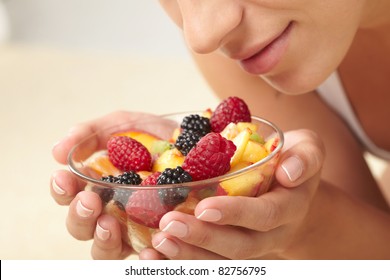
[0,1,387,260]
[0,1,218,259]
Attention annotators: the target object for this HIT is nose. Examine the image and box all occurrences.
[177,0,244,54]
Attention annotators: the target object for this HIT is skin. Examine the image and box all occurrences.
[51,0,390,259]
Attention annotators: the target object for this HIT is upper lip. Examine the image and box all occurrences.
[227,23,291,61]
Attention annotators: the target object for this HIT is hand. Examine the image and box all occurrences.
[50,110,173,259]
[140,129,326,259]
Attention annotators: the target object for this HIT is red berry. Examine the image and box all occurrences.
[125,189,172,228]
[182,132,236,181]
[140,172,161,186]
[210,96,251,133]
[107,136,152,172]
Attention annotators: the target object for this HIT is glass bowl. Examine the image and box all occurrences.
[67,111,284,253]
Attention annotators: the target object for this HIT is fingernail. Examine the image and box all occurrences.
[154,238,179,257]
[162,220,188,238]
[52,178,66,195]
[76,200,94,218]
[196,209,222,222]
[96,223,111,241]
[52,140,61,150]
[281,156,304,182]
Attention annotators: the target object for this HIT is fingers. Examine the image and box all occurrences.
[151,179,320,259]
[275,129,326,187]
[91,214,133,260]
[55,180,134,259]
[153,211,277,259]
[50,170,86,205]
[52,111,130,164]
[66,191,103,240]
[151,214,230,259]
[52,111,167,164]
[195,185,315,232]
[138,248,167,260]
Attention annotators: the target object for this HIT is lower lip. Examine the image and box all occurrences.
[239,22,294,75]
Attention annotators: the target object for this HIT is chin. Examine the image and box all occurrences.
[261,68,332,95]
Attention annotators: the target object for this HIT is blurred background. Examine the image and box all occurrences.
[0,1,388,260]
[0,0,217,260]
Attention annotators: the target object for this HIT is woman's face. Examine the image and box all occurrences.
[159,0,369,94]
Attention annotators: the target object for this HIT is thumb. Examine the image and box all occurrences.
[275,129,326,187]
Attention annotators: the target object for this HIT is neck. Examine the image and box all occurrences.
[361,0,390,29]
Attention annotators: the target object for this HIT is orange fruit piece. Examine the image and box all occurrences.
[104,200,127,225]
[127,219,153,252]
[104,200,129,243]
[87,154,121,177]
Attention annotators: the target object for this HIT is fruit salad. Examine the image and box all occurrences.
[68,96,283,253]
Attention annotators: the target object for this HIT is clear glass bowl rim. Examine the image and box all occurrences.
[67,111,284,190]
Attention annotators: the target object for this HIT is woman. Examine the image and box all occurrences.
[51,0,390,259]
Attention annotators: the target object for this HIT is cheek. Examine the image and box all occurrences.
[263,15,359,94]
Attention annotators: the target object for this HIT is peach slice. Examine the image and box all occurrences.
[230,128,252,167]
[137,171,153,181]
[152,148,185,172]
[87,154,121,177]
[236,122,258,133]
[264,137,279,153]
[127,219,153,252]
[220,161,264,196]
[220,122,258,140]
[104,200,129,243]
[113,131,161,153]
[169,127,181,143]
[202,108,213,119]
[220,123,240,140]
[241,140,269,163]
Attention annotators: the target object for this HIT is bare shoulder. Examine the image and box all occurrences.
[379,165,390,206]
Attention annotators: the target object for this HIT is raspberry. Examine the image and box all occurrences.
[125,189,172,228]
[180,114,211,136]
[107,136,152,172]
[174,130,203,156]
[210,96,251,133]
[182,132,236,181]
[140,171,161,186]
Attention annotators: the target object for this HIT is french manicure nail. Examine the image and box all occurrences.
[76,200,94,218]
[162,220,188,238]
[52,179,66,195]
[96,223,110,241]
[196,209,222,222]
[154,238,179,257]
[281,156,304,182]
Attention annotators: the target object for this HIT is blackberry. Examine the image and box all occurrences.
[158,187,191,207]
[157,166,192,185]
[180,114,211,136]
[112,188,133,209]
[101,172,140,208]
[101,171,142,185]
[92,187,114,204]
[175,130,203,156]
[157,166,192,206]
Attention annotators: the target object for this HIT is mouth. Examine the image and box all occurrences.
[238,22,294,75]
